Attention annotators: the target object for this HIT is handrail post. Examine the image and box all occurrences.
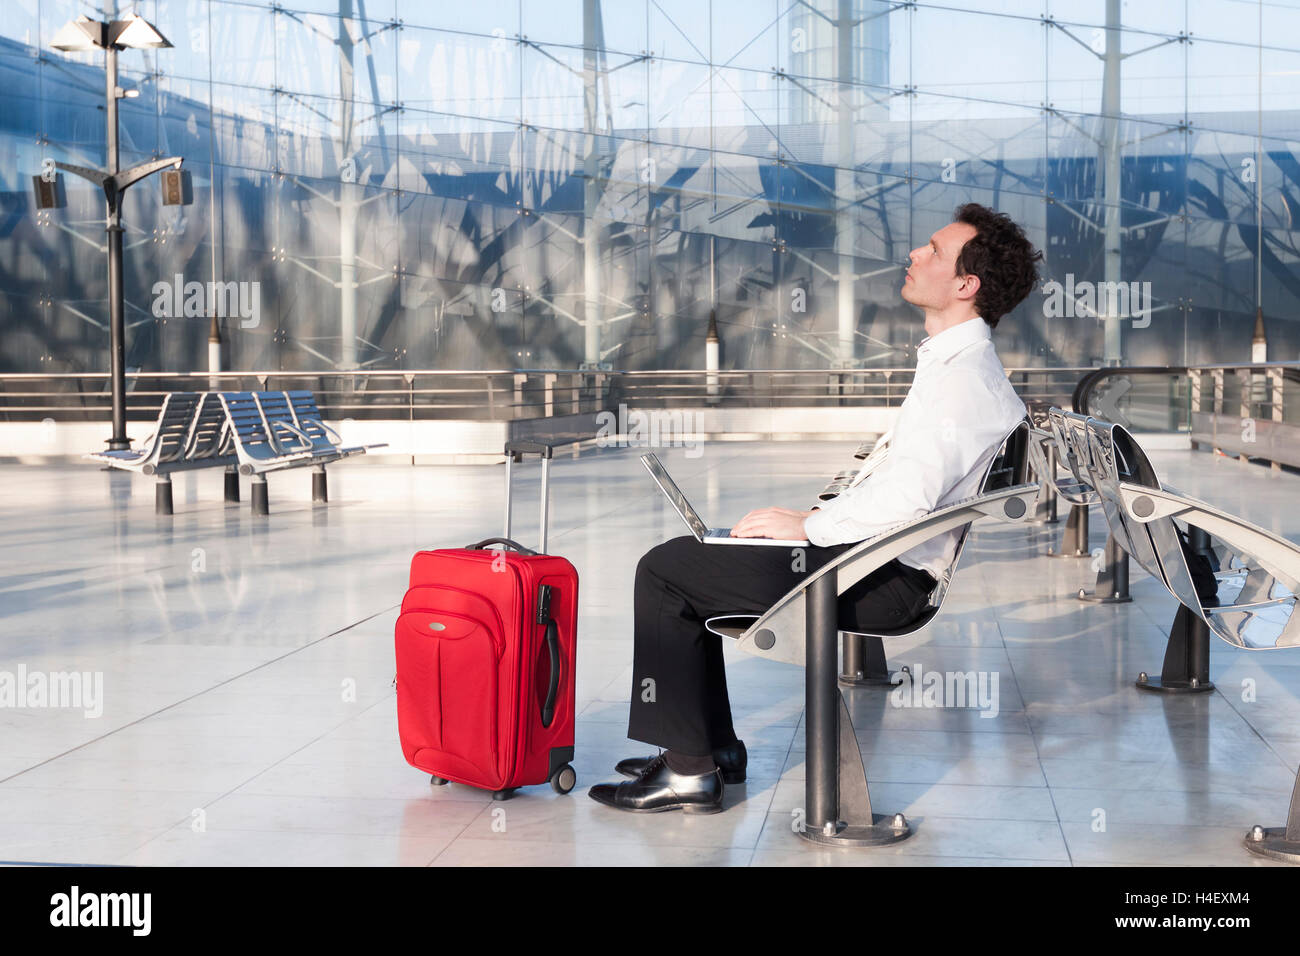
[513,373,526,420]
[1239,367,1252,463]
[1046,444,1059,523]
[1189,368,1202,450]
[1270,367,1284,471]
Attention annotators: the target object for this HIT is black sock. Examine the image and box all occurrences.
[664,750,717,775]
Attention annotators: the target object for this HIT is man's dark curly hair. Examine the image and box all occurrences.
[952,203,1043,329]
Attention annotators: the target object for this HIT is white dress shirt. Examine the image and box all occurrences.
[803,317,1027,580]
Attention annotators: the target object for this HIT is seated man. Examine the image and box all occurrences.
[589,203,1042,814]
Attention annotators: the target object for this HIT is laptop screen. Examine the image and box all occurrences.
[640,454,710,540]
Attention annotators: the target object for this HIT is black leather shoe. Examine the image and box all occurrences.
[615,740,747,784]
[588,754,724,814]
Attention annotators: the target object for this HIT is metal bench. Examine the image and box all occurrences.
[1047,407,1300,863]
[85,391,240,514]
[87,389,383,516]
[217,390,385,514]
[713,420,1040,847]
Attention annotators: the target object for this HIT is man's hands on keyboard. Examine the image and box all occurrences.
[731,507,814,540]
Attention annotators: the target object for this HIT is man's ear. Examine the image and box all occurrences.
[955,272,980,302]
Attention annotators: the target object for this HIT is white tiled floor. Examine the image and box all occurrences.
[1,442,1297,866]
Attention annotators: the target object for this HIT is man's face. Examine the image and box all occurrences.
[901,221,978,312]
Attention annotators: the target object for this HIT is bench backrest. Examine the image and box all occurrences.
[254,391,313,453]
[1047,410,1096,492]
[151,392,203,466]
[218,392,284,463]
[186,392,233,460]
[1083,417,1211,618]
[928,417,1031,604]
[1084,417,1156,570]
[845,417,1032,630]
[285,390,337,453]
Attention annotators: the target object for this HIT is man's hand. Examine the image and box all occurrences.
[731,507,813,541]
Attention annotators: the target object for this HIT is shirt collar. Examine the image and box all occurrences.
[916,317,991,367]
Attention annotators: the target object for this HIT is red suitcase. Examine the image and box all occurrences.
[396,442,578,799]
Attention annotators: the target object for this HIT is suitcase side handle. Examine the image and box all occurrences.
[538,585,560,728]
[465,537,538,556]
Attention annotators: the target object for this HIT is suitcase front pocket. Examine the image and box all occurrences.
[396,608,501,783]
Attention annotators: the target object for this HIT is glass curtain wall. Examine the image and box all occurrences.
[0,0,1297,374]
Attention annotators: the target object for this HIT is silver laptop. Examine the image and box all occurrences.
[640,453,810,547]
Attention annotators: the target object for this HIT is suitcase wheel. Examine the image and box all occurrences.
[550,765,577,795]
[430,776,449,786]
[492,788,515,801]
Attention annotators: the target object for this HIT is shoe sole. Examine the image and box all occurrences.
[588,790,724,814]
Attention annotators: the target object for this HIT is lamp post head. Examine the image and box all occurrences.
[50,14,172,52]
[109,14,173,50]
[49,16,106,52]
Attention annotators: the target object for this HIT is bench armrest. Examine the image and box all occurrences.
[267,419,313,453]
[1118,483,1300,598]
[735,482,1041,665]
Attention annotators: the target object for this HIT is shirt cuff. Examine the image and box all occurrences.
[803,507,840,548]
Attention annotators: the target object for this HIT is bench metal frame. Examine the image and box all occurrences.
[1048,407,1300,863]
[87,389,383,515]
[718,421,1040,848]
[219,390,386,514]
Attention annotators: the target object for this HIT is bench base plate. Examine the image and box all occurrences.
[1135,674,1215,694]
[838,674,905,688]
[1243,828,1300,863]
[799,815,911,848]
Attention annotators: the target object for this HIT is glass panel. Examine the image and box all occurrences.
[1047,0,1185,37]
[154,0,213,83]
[649,0,711,65]
[398,25,519,127]
[711,0,781,74]
[398,0,517,34]
[209,3,277,88]
[913,5,1046,112]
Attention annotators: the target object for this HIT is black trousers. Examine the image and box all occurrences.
[627,535,937,755]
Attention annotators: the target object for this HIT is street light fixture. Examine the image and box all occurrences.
[47,14,183,451]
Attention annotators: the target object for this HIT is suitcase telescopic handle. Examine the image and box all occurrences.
[465,537,538,556]
[503,442,553,554]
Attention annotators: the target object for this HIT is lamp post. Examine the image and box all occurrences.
[49,14,180,450]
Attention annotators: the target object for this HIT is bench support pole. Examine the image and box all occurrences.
[839,633,900,687]
[224,466,240,503]
[154,476,173,516]
[1078,533,1132,604]
[1028,444,1059,525]
[1047,502,1090,558]
[312,465,328,504]
[1136,604,1215,693]
[800,572,910,848]
[1245,765,1300,863]
[1187,525,1215,564]
[1044,445,1059,523]
[251,475,269,516]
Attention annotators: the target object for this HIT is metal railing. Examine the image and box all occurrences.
[1075,362,1300,470]
[0,370,612,423]
[0,366,1093,423]
[610,367,1090,409]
